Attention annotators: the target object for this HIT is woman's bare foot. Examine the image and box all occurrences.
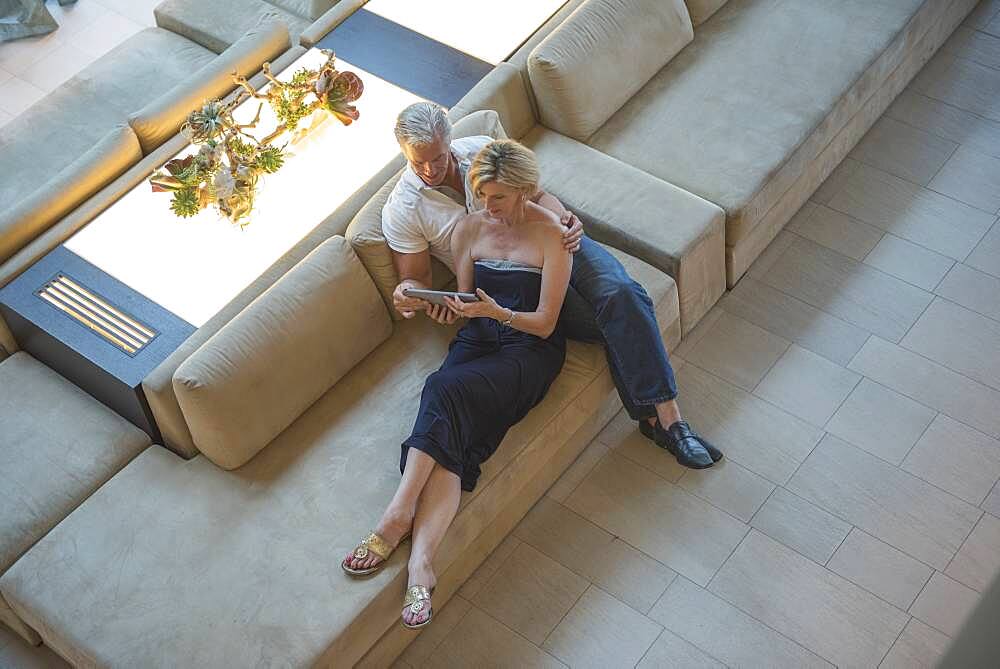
[343,506,412,572]
[402,556,436,627]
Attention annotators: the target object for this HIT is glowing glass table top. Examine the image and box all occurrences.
[362,0,569,64]
[65,49,423,327]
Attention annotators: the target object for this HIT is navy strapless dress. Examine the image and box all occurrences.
[401,260,567,491]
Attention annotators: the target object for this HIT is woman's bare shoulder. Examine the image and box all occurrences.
[526,203,564,243]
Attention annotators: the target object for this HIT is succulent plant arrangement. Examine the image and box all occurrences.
[149,50,363,226]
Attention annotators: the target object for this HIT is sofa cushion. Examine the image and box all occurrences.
[155,0,311,54]
[684,0,728,26]
[524,126,724,334]
[173,237,392,470]
[0,254,679,667]
[0,28,214,263]
[527,0,692,142]
[588,0,933,246]
[0,125,141,265]
[0,352,150,575]
[129,15,291,155]
[267,0,337,20]
[346,109,507,319]
[448,63,537,141]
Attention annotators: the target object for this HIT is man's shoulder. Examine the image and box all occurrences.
[383,171,423,221]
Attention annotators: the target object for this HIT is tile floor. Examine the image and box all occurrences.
[3,1,1000,667]
[396,5,1000,668]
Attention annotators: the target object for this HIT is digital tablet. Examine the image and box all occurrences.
[403,288,480,307]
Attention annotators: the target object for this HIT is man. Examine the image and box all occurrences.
[382,102,721,469]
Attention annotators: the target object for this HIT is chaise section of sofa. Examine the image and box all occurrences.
[0,228,680,667]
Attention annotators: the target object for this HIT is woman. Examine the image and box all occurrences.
[342,140,572,629]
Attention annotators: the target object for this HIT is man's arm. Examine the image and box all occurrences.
[532,190,584,253]
[391,249,457,324]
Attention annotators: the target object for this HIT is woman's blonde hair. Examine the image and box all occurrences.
[469,139,539,199]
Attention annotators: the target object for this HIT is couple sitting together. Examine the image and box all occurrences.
[342,102,721,629]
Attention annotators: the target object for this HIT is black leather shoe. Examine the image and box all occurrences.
[638,420,720,469]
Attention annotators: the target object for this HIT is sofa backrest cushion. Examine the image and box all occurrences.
[0,125,142,266]
[172,236,391,470]
[345,110,507,319]
[684,0,729,26]
[128,14,291,155]
[267,0,337,20]
[448,63,536,140]
[527,0,693,142]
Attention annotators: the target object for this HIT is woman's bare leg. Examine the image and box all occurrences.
[402,463,462,626]
[344,449,437,571]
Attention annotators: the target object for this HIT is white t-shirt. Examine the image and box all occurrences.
[381,135,491,272]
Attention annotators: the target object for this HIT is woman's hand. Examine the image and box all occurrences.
[445,288,506,321]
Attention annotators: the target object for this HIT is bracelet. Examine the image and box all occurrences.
[500,308,516,327]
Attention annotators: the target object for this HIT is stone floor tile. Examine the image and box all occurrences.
[936,263,1000,322]
[942,25,1000,72]
[565,453,748,586]
[754,345,861,426]
[673,306,724,360]
[886,89,1000,159]
[902,297,1000,392]
[827,161,995,260]
[946,512,1000,592]
[0,625,68,669]
[542,586,662,669]
[682,310,790,391]
[546,439,609,503]
[811,157,861,205]
[982,483,1000,516]
[709,530,909,668]
[678,458,775,523]
[850,116,958,185]
[674,363,824,484]
[598,411,686,484]
[636,628,725,669]
[720,277,870,366]
[902,414,1000,506]
[787,435,982,569]
[929,145,1000,213]
[0,109,13,130]
[749,487,851,564]
[826,378,936,464]
[473,542,589,645]
[0,31,62,76]
[457,535,520,600]
[786,203,884,260]
[747,229,798,280]
[514,497,677,613]
[427,606,567,668]
[96,0,160,27]
[45,0,111,39]
[827,528,933,610]
[911,52,1000,122]
[966,219,1000,278]
[848,336,1000,438]
[910,572,980,636]
[863,233,954,291]
[759,235,933,342]
[399,595,472,667]
[649,577,834,669]
[0,77,46,117]
[18,43,98,93]
[880,617,952,669]
[66,10,144,59]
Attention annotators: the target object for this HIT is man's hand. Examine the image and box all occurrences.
[561,210,584,253]
[425,303,460,325]
[392,281,429,319]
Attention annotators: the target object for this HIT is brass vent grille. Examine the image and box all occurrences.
[36,274,157,355]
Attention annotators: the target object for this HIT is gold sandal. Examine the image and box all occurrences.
[341,531,408,576]
[402,584,434,629]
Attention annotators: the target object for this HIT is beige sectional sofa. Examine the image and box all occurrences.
[0,0,980,666]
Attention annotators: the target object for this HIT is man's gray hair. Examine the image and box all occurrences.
[394,101,452,148]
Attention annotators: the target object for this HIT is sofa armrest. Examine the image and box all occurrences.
[299,0,366,47]
[448,63,537,141]
[524,126,725,334]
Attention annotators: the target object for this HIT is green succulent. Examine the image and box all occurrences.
[170,188,201,218]
[255,145,284,173]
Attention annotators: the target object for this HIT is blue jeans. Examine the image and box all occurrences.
[558,237,679,421]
